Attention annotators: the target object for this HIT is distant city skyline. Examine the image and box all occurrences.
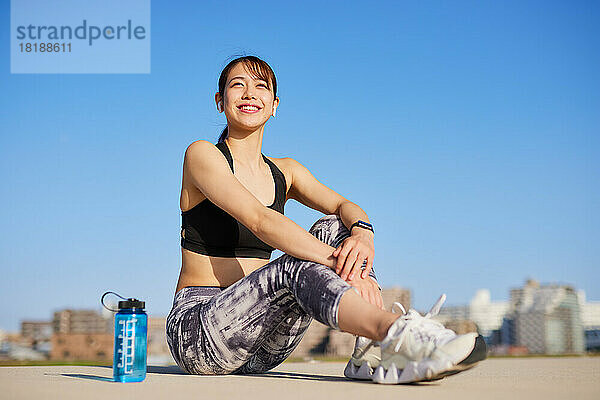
[1,1,598,331]
[3,279,599,334]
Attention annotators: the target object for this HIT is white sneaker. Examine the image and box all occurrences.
[343,302,405,380]
[372,294,487,384]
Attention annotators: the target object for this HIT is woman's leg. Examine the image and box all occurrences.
[308,215,397,341]
[232,277,390,375]
[230,295,312,374]
[233,216,387,375]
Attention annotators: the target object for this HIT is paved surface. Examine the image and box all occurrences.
[1,357,599,400]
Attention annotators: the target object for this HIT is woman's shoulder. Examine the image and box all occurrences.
[265,154,314,174]
[263,155,295,192]
[183,140,231,165]
[184,139,216,155]
[265,154,300,172]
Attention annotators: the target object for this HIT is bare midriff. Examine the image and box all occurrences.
[175,248,270,295]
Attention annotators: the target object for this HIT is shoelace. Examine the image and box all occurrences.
[384,294,456,353]
[353,298,411,358]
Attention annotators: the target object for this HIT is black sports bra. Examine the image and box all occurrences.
[180,141,287,259]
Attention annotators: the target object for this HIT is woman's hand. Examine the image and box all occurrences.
[347,274,384,309]
[332,229,374,281]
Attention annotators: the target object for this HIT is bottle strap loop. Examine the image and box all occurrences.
[101,291,128,312]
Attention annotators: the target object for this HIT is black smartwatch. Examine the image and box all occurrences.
[350,220,374,234]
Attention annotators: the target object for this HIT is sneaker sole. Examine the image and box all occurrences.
[344,360,375,380]
[373,335,487,384]
[424,360,480,380]
[372,358,453,384]
[421,334,488,381]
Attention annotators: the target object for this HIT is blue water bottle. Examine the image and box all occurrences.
[101,291,147,383]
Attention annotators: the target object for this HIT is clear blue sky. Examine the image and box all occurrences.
[1,1,598,331]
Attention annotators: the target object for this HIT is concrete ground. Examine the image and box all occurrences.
[1,357,599,400]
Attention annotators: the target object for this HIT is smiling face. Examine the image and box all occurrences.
[215,62,279,131]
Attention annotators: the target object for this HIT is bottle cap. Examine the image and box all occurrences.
[118,298,145,310]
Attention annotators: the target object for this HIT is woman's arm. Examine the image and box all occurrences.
[183,141,338,269]
[255,209,338,268]
[276,157,382,308]
[283,157,375,280]
[337,201,371,237]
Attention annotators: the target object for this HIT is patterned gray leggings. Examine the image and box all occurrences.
[165,214,379,375]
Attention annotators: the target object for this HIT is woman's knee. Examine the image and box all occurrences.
[308,214,350,247]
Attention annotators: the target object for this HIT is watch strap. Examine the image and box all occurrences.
[350,219,374,233]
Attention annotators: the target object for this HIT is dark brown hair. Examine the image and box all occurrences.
[217,55,278,143]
